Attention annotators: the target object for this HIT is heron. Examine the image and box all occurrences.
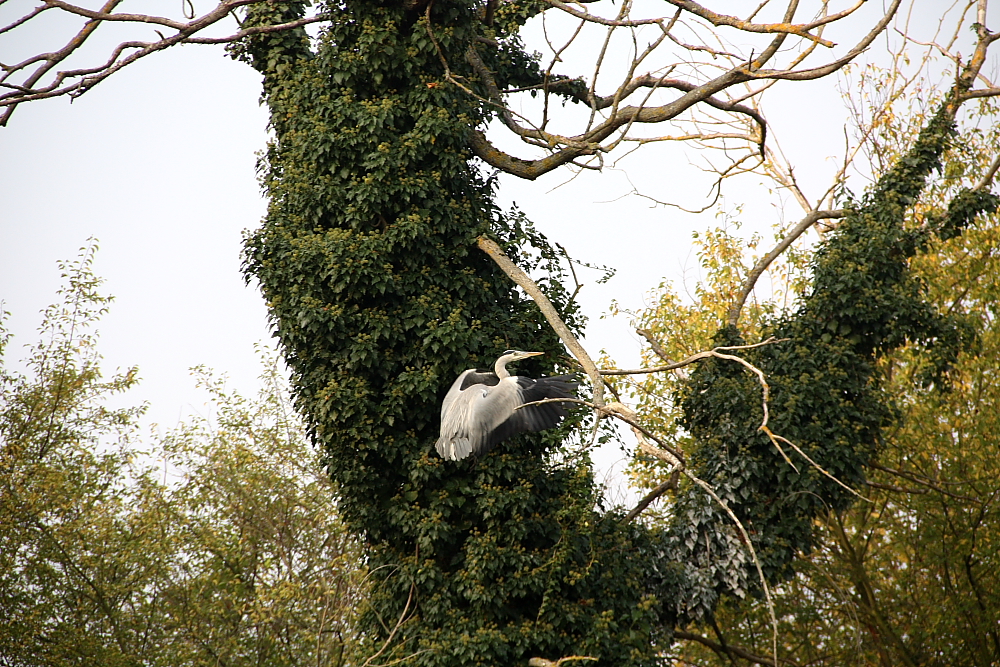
[435,350,577,461]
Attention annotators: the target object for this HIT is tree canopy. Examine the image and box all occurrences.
[232,1,1000,666]
[0,246,360,666]
[4,1,1000,666]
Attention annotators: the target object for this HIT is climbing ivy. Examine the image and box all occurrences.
[238,1,661,666]
[235,0,997,664]
[658,106,999,614]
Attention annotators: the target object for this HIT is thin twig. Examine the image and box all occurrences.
[599,338,787,375]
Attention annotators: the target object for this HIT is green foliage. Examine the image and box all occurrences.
[613,214,807,495]
[669,96,1000,666]
[239,1,663,665]
[0,246,359,667]
[0,244,147,666]
[656,106,998,608]
[237,1,996,664]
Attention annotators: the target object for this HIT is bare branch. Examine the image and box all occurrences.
[753,0,903,81]
[0,0,323,125]
[476,236,604,407]
[470,67,755,179]
[542,0,666,28]
[0,3,54,36]
[528,656,598,667]
[664,0,837,47]
[39,0,236,29]
[547,0,852,47]
[624,471,679,522]
[599,338,787,376]
[726,209,846,327]
[470,0,900,182]
[960,87,1000,100]
[975,152,1000,191]
[674,630,802,667]
[761,427,870,501]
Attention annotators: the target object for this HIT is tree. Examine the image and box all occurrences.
[0,244,360,666]
[5,1,1000,665]
[230,2,1000,667]
[635,78,1000,667]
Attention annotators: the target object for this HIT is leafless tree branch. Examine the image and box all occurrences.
[470,0,903,180]
[599,338,786,376]
[542,0,866,47]
[674,629,803,667]
[726,209,846,327]
[623,471,679,522]
[528,656,598,667]
[0,0,325,125]
[477,236,604,407]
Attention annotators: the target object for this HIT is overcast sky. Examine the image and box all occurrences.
[2,1,995,497]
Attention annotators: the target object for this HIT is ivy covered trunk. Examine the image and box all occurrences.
[238,2,662,666]
[237,1,996,665]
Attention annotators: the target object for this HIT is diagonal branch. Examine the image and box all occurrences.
[752,0,903,81]
[623,471,679,522]
[476,236,604,407]
[664,0,837,47]
[543,0,857,47]
[674,630,803,667]
[470,68,753,179]
[726,209,846,327]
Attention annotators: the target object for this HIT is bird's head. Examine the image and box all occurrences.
[494,350,544,378]
[501,350,544,362]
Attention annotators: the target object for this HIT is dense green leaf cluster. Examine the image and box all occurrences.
[665,107,999,604]
[239,1,662,665]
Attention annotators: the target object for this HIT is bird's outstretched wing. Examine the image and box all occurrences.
[486,375,577,449]
[435,374,576,460]
[439,369,497,426]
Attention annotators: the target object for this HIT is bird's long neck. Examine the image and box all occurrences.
[494,356,513,380]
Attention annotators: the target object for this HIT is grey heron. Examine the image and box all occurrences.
[435,350,577,461]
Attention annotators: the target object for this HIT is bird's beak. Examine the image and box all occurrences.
[520,351,544,359]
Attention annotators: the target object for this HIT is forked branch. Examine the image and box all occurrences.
[467,0,903,180]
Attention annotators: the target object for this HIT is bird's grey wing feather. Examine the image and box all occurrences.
[436,372,577,461]
[482,375,577,454]
[439,369,474,424]
[437,370,475,460]
[440,370,499,425]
